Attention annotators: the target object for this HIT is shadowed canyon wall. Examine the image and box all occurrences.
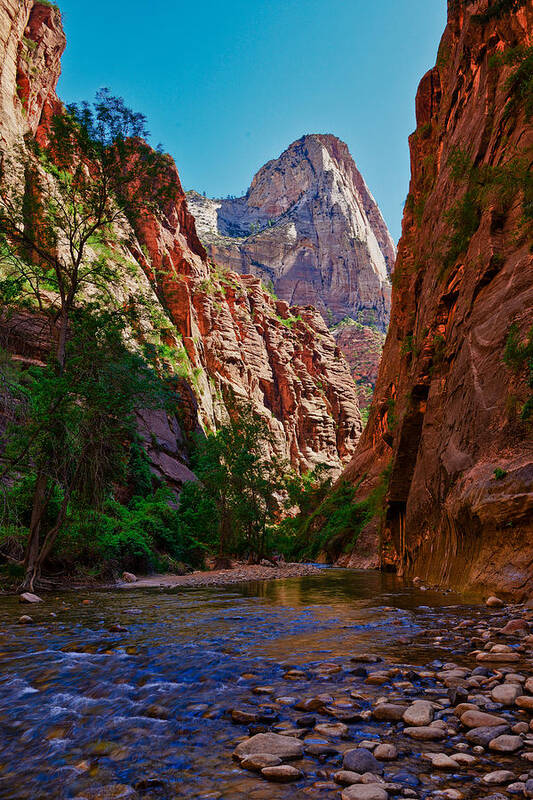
[0,0,363,487]
[338,0,533,595]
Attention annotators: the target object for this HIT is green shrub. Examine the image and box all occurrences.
[493,467,507,480]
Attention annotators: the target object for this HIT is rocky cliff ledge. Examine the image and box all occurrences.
[338,0,533,595]
[0,0,362,485]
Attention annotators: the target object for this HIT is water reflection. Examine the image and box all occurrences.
[0,569,485,799]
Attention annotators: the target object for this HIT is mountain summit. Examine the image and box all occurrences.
[188,134,395,332]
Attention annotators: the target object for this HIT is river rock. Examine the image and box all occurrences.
[404,726,446,741]
[489,735,523,753]
[343,748,382,774]
[74,786,137,799]
[315,722,349,738]
[374,744,398,761]
[261,765,303,782]
[501,620,529,635]
[422,753,458,769]
[403,701,434,726]
[482,771,516,785]
[525,678,533,693]
[19,592,42,604]
[18,615,33,624]
[477,652,520,663]
[334,771,364,785]
[486,597,505,608]
[241,754,282,772]
[491,684,522,705]
[231,709,258,724]
[466,725,510,746]
[460,710,507,728]
[341,785,389,800]
[373,703,407,721]
[516,696,533,711]
[121,572,137,583]
[233,733,304,761]
[525,779,533,798]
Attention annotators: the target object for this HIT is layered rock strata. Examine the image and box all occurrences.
[0,0,362,485]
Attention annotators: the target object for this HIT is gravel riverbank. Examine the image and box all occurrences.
[116,562,323,590]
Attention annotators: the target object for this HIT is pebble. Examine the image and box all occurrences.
[373,703,407,721]
[489,735,523,753]
[233,733,304,761]
[343,749,382,774]
[491,684,522,704]
[314,722,349,738]
[486,597,505,608]
[18,615,33,624]
[403,700,434,726]
[341,786,389,800]
[460,710,507,728]
[261,765,303,782]
[241,754,282,772]
[422,753,458,769]
[482,771,516,785]
[404,726,446,741]
[19,592,43,604]
[374,744,398,761]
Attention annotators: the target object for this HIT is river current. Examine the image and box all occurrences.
[0,569,497,799]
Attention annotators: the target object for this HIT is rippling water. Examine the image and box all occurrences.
[0,569,487,799]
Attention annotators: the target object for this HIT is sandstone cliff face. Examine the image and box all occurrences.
[0,1,362,484]
[188,135,395,328]
[188,134,395,407]
[340,0,533,594]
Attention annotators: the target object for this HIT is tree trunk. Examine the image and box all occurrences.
[21,470,48,592]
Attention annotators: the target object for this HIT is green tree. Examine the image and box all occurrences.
[181,402,285,561]
[0,90,177,590]
[2,309,166,590]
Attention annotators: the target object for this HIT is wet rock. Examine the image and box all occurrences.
[482,771,516,785]
[343,748,382,774]
[403,726,446,741]
[231,709,259,724]
[373,703,407,721]
[315,722,349,738]
[403,701,434,726]
[74,786,137,799]
[374,744,398,761]
[305,742,340,757]
[508,783,527,795]
[422,753,458,769]
[450,753,477,766]
[121,572,137,583]
[466,725,510,746]
[19,592,42,604]
[516,696,533,711]
[233,733,304,761]
[489,735,523,753]
[460,710,507,728]
[477,652,520,663]
[341,785,388,800]
[18,615,33,624]
[500,620,529,635]
[525,779,533,798]
[491,684,522,705]
[334,771,364,786]
[486,597,505,608]
[296,714,316,727]
[525,677,533,693]
[260,764,303,782]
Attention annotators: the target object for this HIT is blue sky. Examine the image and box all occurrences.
[56,1,446,242]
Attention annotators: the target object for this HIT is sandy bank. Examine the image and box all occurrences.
[117,562,324,590]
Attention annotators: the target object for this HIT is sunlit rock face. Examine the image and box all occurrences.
[337,0,533,593]
[0,1,362,484]
[188,134,395,331]
[188,134,396,411]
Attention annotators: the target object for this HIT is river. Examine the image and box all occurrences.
[0,569,529,799]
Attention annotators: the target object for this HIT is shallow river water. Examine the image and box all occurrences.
[0,569,528,800]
